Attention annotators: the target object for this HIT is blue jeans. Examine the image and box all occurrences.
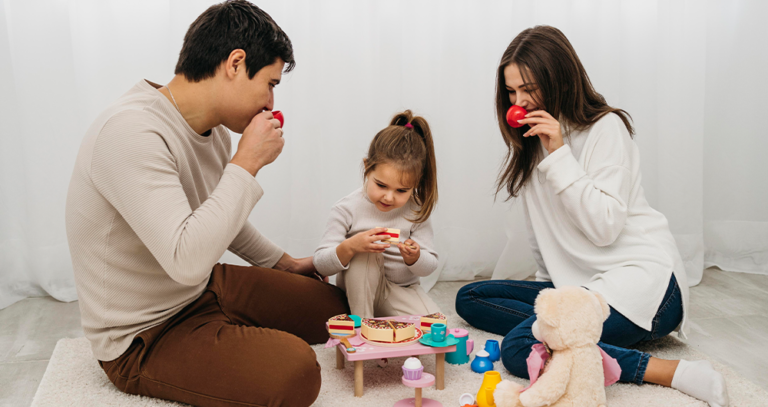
[455,275,682,384]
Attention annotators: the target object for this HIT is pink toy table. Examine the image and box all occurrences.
[333,315,456,397]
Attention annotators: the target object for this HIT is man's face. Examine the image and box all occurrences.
[220,57,285,134]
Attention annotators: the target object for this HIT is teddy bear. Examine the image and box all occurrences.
[494,286,619,407]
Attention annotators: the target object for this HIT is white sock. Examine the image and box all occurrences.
[671,360,729,407]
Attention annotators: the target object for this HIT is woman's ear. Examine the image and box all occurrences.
[534,288,560,328]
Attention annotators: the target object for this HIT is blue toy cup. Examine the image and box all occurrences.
[485,339,500,362]
[431,323,447,342]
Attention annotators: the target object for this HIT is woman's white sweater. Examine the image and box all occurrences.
[523,113,689,336]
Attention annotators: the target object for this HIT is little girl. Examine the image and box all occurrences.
[313,110,441,319]
[456,26,728,407]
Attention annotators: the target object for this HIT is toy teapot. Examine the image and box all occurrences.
[476,371,501,407]
[445,328,474,365]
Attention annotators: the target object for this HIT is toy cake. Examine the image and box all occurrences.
[362,318,416,342]
[378,227,401,245]
[328,314,356,336]
[420,312,447,333]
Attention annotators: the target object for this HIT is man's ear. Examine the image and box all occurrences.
[225,49,246,79]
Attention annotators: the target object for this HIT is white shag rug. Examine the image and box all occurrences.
[33,312,768,407]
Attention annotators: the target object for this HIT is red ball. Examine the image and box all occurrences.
[506,105,528,128]
[272,110,284,128]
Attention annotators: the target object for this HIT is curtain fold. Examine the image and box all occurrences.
[1,0,765,309]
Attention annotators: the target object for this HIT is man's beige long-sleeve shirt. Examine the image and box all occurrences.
[66,80,284,361]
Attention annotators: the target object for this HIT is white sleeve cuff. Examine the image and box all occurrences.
[536,145,586,194]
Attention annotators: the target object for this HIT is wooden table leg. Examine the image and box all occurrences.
[336,347,345,369]
[354,360,364,397]
[415,388,422,407]
[435,353,445,390]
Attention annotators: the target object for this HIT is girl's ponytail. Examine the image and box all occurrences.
[405,115,437,224]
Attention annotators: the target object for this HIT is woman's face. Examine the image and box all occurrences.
[504,63,543,113]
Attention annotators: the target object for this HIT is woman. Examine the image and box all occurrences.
[455,25,727,407]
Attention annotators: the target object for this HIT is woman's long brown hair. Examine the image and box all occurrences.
[363,110,438,224]
[495,25,634,199]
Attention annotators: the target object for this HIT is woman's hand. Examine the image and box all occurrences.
[336,227,391,267]
[518,110,564,154]
[398,239,420,266]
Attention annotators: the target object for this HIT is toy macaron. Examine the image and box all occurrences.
[272,110,284,127]
[506,105,527,128]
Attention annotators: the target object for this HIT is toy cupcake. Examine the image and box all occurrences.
[402,357,423,380]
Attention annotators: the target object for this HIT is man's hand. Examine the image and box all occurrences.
[336,227,391,267]
[274,253,327,282]
[230,111,284,176]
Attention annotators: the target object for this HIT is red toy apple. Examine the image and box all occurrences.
[506,105,528,128]
[272,110,284,128]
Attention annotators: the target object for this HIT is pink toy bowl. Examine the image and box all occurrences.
[402,366,424,380]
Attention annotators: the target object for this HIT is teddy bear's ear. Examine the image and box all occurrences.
[534,288,561,328]
[592,291,611,322]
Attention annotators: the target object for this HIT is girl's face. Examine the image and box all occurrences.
[365,162,414,212]
[504,63,543,113]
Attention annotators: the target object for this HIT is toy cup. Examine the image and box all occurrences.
[431,323,446,342]
[272,110,284,127]
[485,339,501,362]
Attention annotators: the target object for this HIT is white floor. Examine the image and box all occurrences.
[1,267,767,407]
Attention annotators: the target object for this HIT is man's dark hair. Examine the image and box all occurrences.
[175,0,295,82]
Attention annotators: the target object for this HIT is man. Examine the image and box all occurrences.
[65,1,349,406]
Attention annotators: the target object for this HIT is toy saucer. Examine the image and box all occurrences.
[419,333,459,348]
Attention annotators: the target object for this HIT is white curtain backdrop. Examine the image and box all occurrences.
[2,0,766,310]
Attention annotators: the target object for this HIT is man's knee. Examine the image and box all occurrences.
[254,336,321,407]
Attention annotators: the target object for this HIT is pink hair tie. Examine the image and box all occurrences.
[405,123,413,129]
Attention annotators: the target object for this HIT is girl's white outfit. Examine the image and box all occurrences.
[524,113,689,336]
[313,187,440,318]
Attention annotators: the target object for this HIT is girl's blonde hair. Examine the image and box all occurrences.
[363,110,438,224]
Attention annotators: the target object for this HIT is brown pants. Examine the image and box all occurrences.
[99,263,350,407]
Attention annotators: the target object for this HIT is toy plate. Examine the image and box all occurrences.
[361,327,424,347]
[419,333,460,348]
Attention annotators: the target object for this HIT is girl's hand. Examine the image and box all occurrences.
[398,239,420,266]
[349,227,392,253]
[518,110,564,154]
[336,228,391,267]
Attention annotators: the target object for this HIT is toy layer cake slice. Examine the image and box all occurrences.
[361,318,415,342]
[420,312,447,333]
[328,314,356,336]
[377,227,400,245]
